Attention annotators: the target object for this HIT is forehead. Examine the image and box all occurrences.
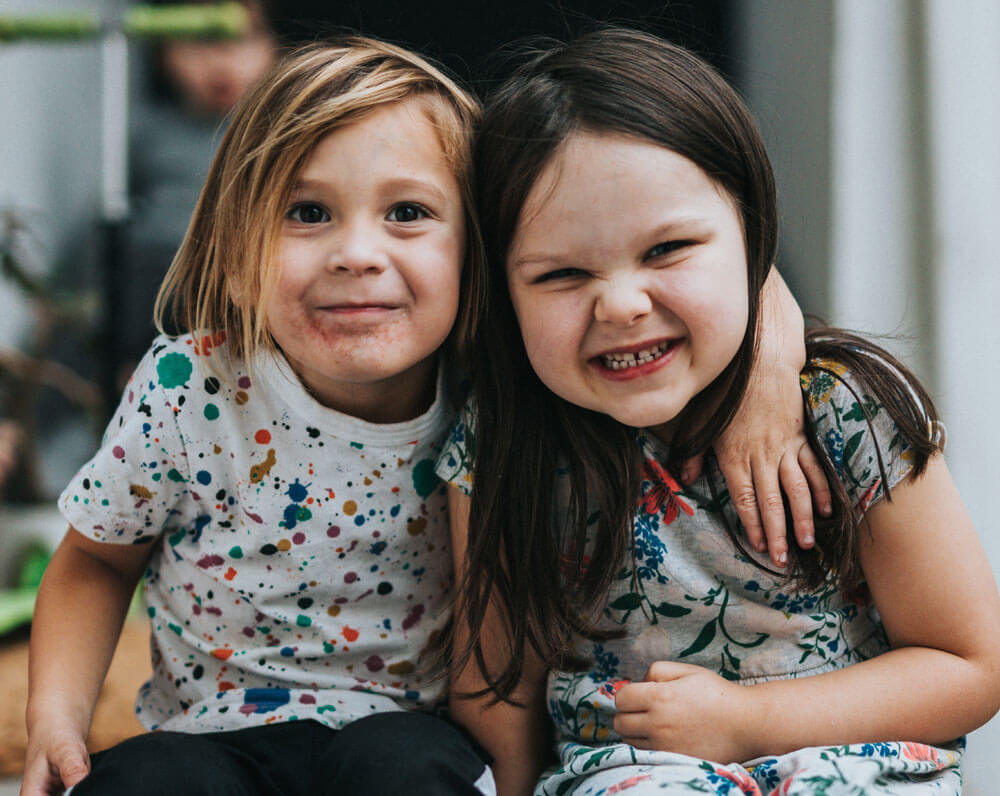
[512,132,736,253]
[302,97,455,172]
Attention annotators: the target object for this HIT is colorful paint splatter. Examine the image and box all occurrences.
[439,363,961,793]
[61,334,454,732]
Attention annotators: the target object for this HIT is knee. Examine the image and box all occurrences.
[315,712,490,794]
[73,732,238,795]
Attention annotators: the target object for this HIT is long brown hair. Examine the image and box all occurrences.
[154,36,484,364]
[457,28,941,702]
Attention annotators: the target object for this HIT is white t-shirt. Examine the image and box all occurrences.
[61,333,454,732]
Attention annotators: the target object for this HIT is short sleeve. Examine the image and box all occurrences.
[59,339,195,544]
[801,359,918,516]
[434,397,476,496]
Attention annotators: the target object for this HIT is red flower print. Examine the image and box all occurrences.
[597,679,631,700]
[640,457,694,524]
[902,742,946,769]
[713,767,763,796]
[767,771,802,796]
[606,774,653,793]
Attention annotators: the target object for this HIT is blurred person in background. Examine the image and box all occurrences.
[120,0,278,373]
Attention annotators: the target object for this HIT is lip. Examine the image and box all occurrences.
[590,337,682,381]
[317,303,400,314]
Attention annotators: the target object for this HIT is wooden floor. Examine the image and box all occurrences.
[0,620,149,780]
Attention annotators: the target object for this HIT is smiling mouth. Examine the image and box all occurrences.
[320,303,397,312]
[599,340,674,371]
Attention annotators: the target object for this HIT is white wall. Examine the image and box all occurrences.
[0,0,108,351]
[0,0,130,506]
[739,0,1000,789]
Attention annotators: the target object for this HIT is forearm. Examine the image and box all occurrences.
[447,488,551,794]
[757,267,804,374]
[26,532,141,737]
[747,645,1000,758]
[451,670,549,796]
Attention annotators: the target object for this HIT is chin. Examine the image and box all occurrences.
[606,407,679,431]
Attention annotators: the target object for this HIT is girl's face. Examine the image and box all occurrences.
[267,97,465,423]
[506,132,749,440]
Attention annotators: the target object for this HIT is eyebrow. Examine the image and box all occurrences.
[511,217,713,270]
[290,176,452,206]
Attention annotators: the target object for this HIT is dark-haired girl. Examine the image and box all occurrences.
[438,28,1000,795]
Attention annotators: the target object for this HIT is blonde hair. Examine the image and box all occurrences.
[154,36,483,363]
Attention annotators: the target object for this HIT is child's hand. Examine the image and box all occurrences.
[685,396,831,569]
[681,270,831,567]
[613,661,756,763]
[21,724,90,796]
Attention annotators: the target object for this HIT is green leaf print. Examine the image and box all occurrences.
[678,618,716,657]
[609,593,643,611]
[580,748,617,772]
[842,430,865,465]
[653,600,692,618]
[555,780,577,796]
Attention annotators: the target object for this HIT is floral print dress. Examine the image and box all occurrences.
[438,362,961,795]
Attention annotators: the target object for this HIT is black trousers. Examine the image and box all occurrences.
[71,711,493,795]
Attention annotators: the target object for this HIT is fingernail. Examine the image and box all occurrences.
[802,535,815,547]
[821,502,832,516]
[777,551,787,566]
[680,465,692,483]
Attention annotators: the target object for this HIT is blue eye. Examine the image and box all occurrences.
[287,203,329,224]
[388,203,428,223]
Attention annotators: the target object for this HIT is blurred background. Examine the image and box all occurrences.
[0,0,997,788]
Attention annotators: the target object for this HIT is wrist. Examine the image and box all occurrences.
[735,682,774,760]
[26,693,91,738]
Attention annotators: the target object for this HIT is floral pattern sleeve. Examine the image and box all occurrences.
[434,398,477,497]
[801,358,928,516]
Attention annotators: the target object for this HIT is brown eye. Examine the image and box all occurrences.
[388,203,427,223]
[646,240,691,259]
[287,203,329,224]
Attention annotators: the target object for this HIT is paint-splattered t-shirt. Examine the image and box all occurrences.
[60,333,454,733]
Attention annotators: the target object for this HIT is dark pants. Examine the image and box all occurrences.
[72,712,493,795]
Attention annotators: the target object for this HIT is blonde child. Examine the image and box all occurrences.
[440,28,1000,795]
[24,38,492,796]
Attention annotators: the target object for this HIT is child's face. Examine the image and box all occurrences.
[267,98,465,423]
[506,132,749,440]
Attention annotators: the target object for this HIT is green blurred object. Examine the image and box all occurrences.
[0,12,99,41]
[17,541,50,590]
[0,3,249,43]
[0,542,51,637]
[124,2,250,39]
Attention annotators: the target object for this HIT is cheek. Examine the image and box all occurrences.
[512,293,580,375]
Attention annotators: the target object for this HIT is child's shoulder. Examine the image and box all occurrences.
[435,395,477,495]
[800,355,937,514]
[127,331,236,386]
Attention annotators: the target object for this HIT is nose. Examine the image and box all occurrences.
[594,274,652,326]
[328,221,389,276]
